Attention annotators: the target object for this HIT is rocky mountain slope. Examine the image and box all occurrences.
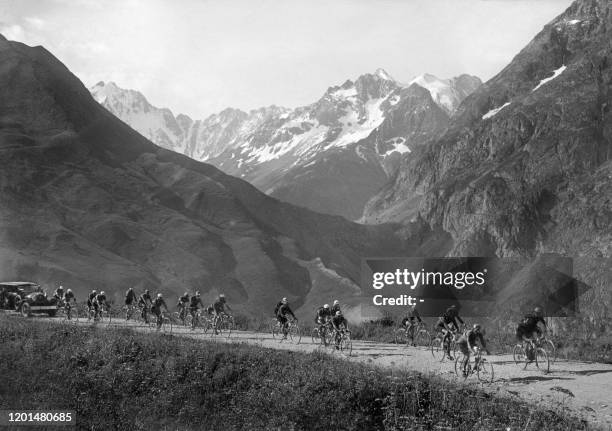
[91,71,481,220]
[363,0,612,319]
[0,35,447,317]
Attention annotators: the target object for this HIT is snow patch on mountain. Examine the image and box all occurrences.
[383,137,410,156]
[532,65,567,92]
[482,102,511,120]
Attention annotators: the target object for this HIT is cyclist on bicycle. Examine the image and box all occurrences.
[177,292,190,321]
[53,285,64,302]
[435,304,464,360]
[138,289,152,323]
[331,310,349,350]
[189,292,203,329]
[275,298,297,339]
[151,293,168,330]
[212,294,232,334]
[330,300,341,316]
[125,287,137,306]
[516,307,547,359]
[457,323,490,377]
[401,304,423,347]
[93,291,108,319]
[314,304,332,335]
[87,290,97,313]
[63,288,76,318]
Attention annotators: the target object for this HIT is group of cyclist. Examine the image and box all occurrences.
[399,303,548,376]
[312,300,349,349]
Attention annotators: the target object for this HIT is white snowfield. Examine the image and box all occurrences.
[533,65,567,92]
[482,102,511,120]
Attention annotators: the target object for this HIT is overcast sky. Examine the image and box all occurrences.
[1,0,573,119]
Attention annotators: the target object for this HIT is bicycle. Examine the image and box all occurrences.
[152,310,173,333]
[312,321,333,347]
[58,301,79,323]
[431,328,459,362]
[91,305,112,325]
[454,348,494,383]
[211,314,234,338]
[272,318,301,344]
[540,332,557,364]
[335,329,352,356]
[123,303,137,321]
[395,321,430,347]
[512,338,550,373]
[173,307,189,326]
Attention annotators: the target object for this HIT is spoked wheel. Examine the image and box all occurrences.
[512,344,528,369]
[535,348,550,374]
[272,323,281,339]
[476,358,494,383]
[430,337,446,362]
[160,315,173,333]
[454,355,469,380]
[415,329,431,348]
[324,327,334,347]
[288,324,302,344]
[311,328,320,344]
[223,317,234,338]
[340,333,352,356]
[394,328,407,345]
[544,339,557,364]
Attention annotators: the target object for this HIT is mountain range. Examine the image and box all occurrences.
[0,33,450,318]
[91,71,481,220]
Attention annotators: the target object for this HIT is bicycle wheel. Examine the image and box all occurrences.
[324,327,334,347]
[430,337,445,362]
[272,323,281,339]
[162,316,173,333]
[535,348,550,373]
[311,328,320,344]
[454,355,469,380]
[340,334,352,355]
[394,328,407,345]
[415,329,431,347]
[224,317,234,338]
[289,324,302,344]
[477,358,494,383]
[512,344,527,368]
[544,339,557,364]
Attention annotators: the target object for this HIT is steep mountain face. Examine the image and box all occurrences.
[91,70,480,220]
[363,0,612,315]
[0,34,450,318]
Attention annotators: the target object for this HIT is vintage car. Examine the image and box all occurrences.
[0,281,41,310]
[18,290,60,317]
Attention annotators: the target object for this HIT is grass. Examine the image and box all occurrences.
[0,315,596,431]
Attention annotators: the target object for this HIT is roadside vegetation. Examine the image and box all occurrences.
[0,316,593,430]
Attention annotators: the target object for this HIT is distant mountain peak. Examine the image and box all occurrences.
[375,68,394,81]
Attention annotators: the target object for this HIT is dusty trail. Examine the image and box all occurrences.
[43,316,612,429]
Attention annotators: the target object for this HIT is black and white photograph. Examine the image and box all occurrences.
[0,0,611,429]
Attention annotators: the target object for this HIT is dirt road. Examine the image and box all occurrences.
[51,316,612,429]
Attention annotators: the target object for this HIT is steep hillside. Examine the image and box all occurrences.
[363,0,612,317]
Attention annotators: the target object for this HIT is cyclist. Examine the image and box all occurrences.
[177,292,190,323]
[87,290,97,314]
[331,310,349,350]
[435,304,464,360]
[314,304,332,339]
[63,288,76,319]
[189,292,204,329]
[212,294,232,334]
[53,285,65,302]
[124,287,137,320]
[516,307,547,360]
[276,298,297,339]
[151,293,168,330]
[457,323,490,377]
[330,300,341,316]
[401,304,423,346]
[93,291,108,319]
[138,289,152,323]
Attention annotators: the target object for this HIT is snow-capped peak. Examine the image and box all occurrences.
[375,68,394,81]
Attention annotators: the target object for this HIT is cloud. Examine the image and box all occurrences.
[0,24,26,42]
[24,17,46,30]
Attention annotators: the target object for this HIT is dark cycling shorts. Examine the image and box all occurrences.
[277,315,288,325]
[516,324,541,342]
